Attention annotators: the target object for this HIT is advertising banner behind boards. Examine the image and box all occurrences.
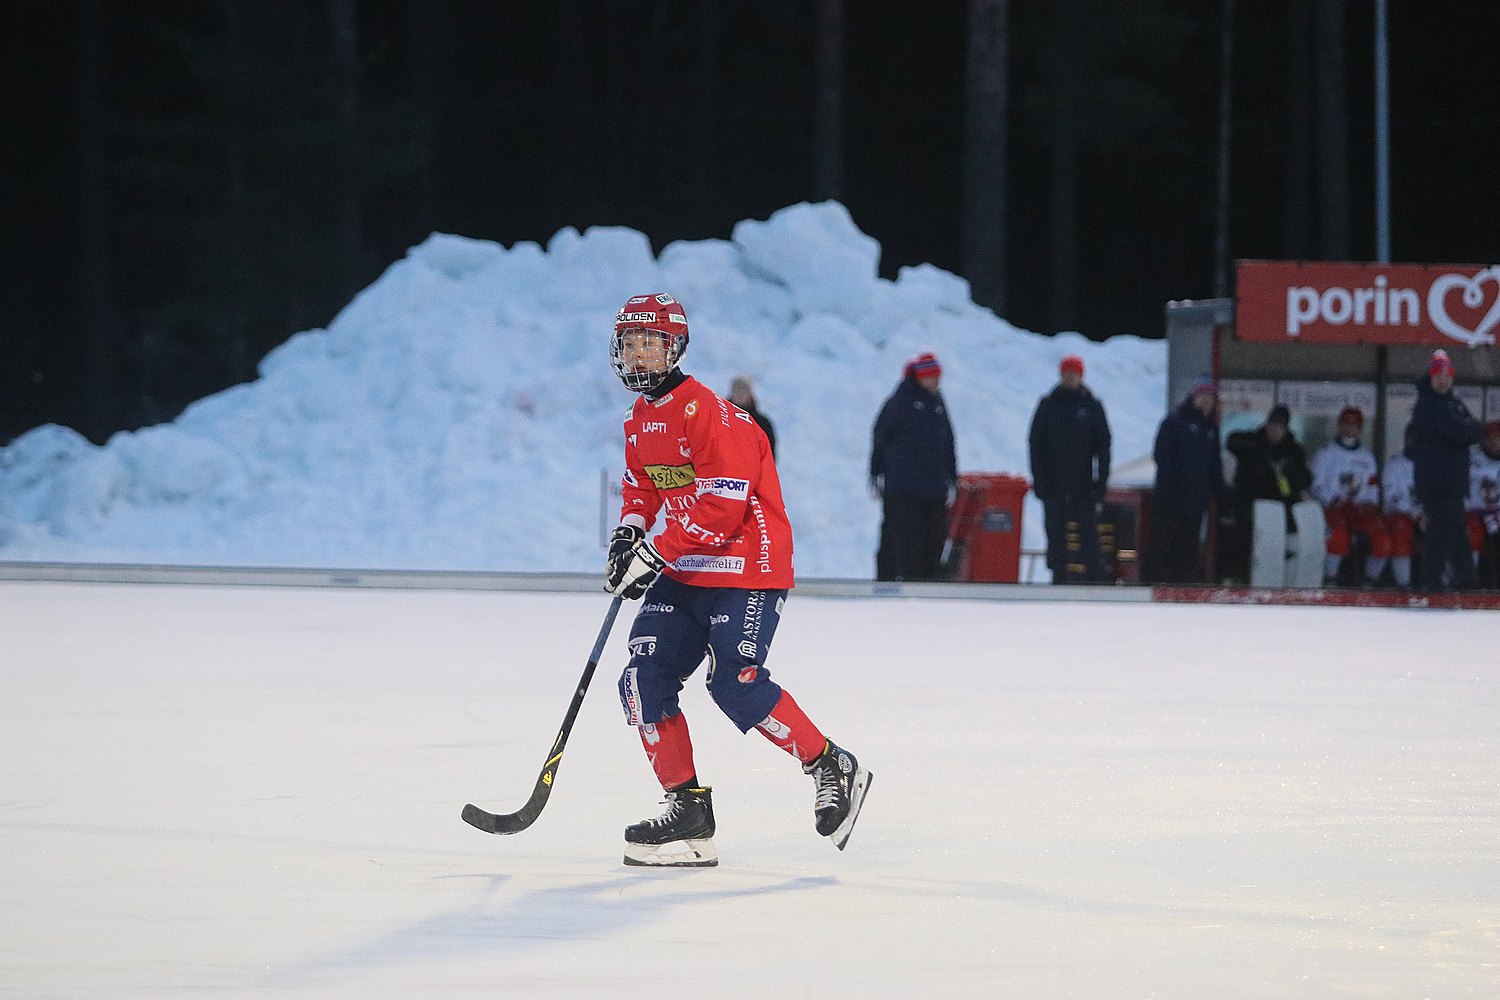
[1236,260,1500,347]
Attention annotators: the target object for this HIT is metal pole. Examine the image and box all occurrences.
[1213,0,1235,298]
[1374,0,1391,263]
[1373,0,1391,455]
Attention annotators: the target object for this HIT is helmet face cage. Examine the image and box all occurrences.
[611,326,685,393]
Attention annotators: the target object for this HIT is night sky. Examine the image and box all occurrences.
[3,1,1497,443]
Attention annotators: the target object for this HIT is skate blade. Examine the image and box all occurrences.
[623,838,719,868]
[831,767,873,851]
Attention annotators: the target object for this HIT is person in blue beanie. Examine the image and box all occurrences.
[1144,376,1226,584]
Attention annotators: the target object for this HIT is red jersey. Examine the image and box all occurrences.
[619,375,795,589]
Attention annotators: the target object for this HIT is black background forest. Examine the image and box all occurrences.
[2,1,1496,445]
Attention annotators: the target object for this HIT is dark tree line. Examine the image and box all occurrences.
[3,0,1496,445]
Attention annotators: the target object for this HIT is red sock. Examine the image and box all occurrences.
[641,712,697,790]
[754,690,826,766]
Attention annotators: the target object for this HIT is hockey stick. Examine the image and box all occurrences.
[461,595,624,835]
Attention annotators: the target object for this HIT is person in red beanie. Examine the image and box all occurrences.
[1027,354,1112,583]
[870,351,958,581]
[1411,348,1482,591]
[1309,406,1390,585]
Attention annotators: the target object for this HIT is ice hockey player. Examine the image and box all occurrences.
[603,292,872,867]
[1310,406,1391,585]
[1465,421,1500,587]
[1380,423,1421,590]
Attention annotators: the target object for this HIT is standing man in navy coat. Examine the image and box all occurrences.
[1144,376,1226,584]
[870,352,958,581]
[1028,355,1112,583]
[1412,349,1482,591]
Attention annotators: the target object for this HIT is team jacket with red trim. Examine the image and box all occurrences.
[619,375,794,589]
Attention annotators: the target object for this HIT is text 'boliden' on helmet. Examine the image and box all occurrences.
[611,293,690,393]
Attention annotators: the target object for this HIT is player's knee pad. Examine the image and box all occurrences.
[703,645,783,733]
[618,661,682,728]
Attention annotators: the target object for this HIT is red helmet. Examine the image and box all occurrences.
[611,293,689,393]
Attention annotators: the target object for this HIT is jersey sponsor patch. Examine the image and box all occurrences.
[673,554,746,573]
[696,476,750,500]
[644,463,695,490]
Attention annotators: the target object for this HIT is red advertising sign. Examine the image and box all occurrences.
[1235,260,1500,347]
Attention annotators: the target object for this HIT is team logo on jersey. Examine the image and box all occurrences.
[684,400,698,418]
[697,477,750,500]
[644,463,696,489]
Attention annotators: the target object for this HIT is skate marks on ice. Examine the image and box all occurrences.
[257,869,836,990]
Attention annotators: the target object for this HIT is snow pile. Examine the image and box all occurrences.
[0,202,1166,576]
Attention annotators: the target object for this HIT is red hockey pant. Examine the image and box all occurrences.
[1324,502,1390,558]
[1384,512,1417,558]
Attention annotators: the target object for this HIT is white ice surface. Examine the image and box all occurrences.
[3,581,1498,998]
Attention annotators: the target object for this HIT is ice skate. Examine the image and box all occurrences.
[623,785,718,867]
[806,740,873,851]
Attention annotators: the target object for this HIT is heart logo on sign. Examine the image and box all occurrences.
[1427,265,1500,348]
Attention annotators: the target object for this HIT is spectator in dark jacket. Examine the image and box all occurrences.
[870,352,958,581]
[1028,354,1112,582]
[1144,376,1226,584]
[1220,404,1313,581]
[1412,349,1482,591]
[728,374,777,460]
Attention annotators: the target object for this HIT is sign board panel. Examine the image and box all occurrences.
[1236,260,1500,347]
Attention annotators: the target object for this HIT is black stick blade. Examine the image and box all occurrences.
[461,801,537,835]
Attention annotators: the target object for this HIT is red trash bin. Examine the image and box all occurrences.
[945,473,1030,583]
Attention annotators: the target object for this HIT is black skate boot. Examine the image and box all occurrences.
[623,785,718,867]
[805,740,873,851]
